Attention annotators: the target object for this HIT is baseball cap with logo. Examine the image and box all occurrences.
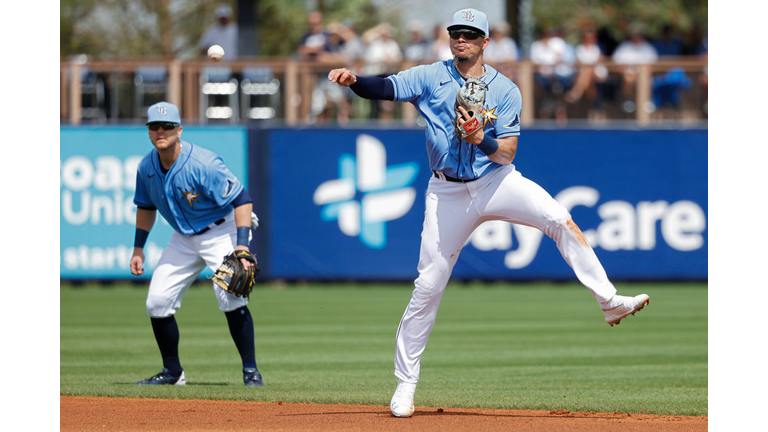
[447,8,489,37]
[146,101,181,125]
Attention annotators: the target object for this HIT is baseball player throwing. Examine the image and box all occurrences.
[328,8,650,418]
[130,102,264,386]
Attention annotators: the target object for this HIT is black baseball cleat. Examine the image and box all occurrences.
[136,368,186,385]
[243,367,264,387]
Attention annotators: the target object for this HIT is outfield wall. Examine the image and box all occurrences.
[60,126,707,281]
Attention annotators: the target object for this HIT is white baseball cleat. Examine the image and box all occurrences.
[601,294,650,327]
[390,379,417,418]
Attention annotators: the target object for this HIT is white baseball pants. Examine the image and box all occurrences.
[146,211,249,318]
[394,164,617,383]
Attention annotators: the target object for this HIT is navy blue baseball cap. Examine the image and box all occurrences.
[146,102,181,125]
[447,8,489,36]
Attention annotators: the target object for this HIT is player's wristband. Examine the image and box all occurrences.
[134,228,150,249]
[477,134,499,156]
[237,226,251,247]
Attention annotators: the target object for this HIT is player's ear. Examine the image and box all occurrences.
[177,125,183,136]
[482,37,490,50]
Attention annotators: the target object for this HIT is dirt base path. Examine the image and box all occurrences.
[61,396,707,431]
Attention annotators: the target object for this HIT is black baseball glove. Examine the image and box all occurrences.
[455,77,488,138]
[212,250,259,298]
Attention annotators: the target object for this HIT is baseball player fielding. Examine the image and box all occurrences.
[328,7,651,418]
[130,101,263,387]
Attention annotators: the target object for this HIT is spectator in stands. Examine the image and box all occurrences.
[298,11,329,61]
[596,26,619,57]
[337,21,365,71]
[681,23,706,56]
[483,21,520,64]
[483,21,520,79]
[565,26,609,106]
[199,3,239,60]
[312,22,362,125]
[403,20,432,64]
[430,23,453,62]
[319,22,348,63]
[697,32,708,56]
[529,27,576,122]
[612,23,658,64]
[361,23,403,78]
[612,23,658,111]
[361,23,403,121]
[652,24,683,56]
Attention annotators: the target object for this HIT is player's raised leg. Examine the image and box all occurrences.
[482,165,649,326]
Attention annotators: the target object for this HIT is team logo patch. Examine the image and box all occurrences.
[484,106,498,127]
[223,179,236,198]
[180,188,201,208]
[462,10,475,22]
[453,105,499,131]
[504,113,520,129]
[157,106,167,116]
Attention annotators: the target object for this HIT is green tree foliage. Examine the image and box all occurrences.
[256,0,385,57]
[530,0,707,44]
[60,0,706,59]
[60,0,236,60]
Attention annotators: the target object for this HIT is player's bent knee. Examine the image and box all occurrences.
[538,203,572,237]
[411,277,446,306]
[146,293,176,318]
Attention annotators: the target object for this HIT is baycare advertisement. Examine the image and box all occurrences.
[265,128,707,281]
[60,126,248,279]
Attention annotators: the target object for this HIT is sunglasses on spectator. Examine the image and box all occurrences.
[449,29,485,40]
[148,122,179,131]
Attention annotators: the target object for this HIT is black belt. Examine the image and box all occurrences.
[195,218,226,235]
[433,170,478,183]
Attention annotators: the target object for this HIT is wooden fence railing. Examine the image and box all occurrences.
[61,57,707,126]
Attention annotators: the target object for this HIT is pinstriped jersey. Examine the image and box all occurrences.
[134,141,244,235]
[387,60,522,180]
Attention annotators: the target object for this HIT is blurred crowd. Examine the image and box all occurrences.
[197,8,708,125]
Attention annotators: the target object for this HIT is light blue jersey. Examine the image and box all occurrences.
[388,60,522,180]
[134,141,244,235]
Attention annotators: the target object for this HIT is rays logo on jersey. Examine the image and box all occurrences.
[180,188,201,208]
[313,134,420,249]
[504,113,520,128]
[454,105,499,131]
[484,106,498,127]
[223,179,236,198]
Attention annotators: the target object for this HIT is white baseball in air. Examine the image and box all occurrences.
[207,45,225,62]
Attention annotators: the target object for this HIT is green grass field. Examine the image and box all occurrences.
[60,281,707,416]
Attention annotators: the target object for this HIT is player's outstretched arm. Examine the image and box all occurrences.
[329,69,395,100]
[328,68,357,87]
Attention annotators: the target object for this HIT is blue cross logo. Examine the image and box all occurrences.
[313,134,420,249]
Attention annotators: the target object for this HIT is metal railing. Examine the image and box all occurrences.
[61,57,707,126]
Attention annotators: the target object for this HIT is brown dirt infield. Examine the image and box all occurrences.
[61,396,707,431]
